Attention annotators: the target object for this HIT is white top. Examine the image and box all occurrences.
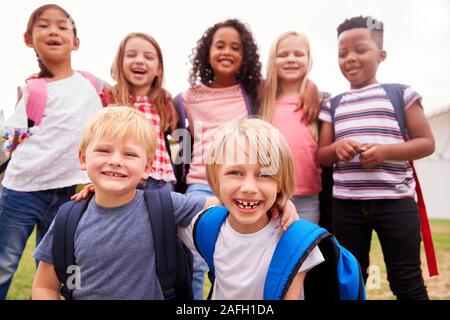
[178,214,324,300]
[3,72,103,191]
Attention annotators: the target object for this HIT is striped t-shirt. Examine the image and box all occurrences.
[319,83,421,199]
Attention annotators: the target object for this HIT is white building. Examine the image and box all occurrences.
[415,105,450,220]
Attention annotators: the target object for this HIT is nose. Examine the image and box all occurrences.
[47,24,60,36]
[346,52,356,63]
[108,152,124,166]
[240,175,258,194]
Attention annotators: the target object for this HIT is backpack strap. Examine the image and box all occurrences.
[380,83,407,139]
[143,190,178,300]
[238,83,258,115]
[52,195,92,300]
[77,71,100,92]
[24,71,101,128]
[193,205,228,298]
[171,93,191,193]
[380,83,438,276]
[263,219,328,300]
[25,78,47,126]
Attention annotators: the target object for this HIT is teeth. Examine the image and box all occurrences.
[236,200,260,209]
[103,171,126,177]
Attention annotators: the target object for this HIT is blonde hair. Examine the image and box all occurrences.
[79,107,157,161]
[206,118,295,205]
[259,31,313,121]
[110,32,176,131]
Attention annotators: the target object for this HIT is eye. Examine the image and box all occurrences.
[125,152,138,158]
[95,148,109,153]
[227,170,241,176]
[356,47,367,54]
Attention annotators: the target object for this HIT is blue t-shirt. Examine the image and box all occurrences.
[33,190,205,300]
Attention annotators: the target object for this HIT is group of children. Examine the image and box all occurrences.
[0,4,435,300]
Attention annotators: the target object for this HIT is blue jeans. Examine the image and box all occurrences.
[138,178,174,191]
[292,194,320,224]
[0,186,76,300]
[186,183,213,300]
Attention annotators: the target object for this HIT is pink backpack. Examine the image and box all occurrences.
[25,71,100,126]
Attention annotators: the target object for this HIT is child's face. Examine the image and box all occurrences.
[122,37,161,96]
[79,136,151,203]
[276,35,309,86]
[209,27,243,84]
[25,8,79,64]
[338,28,386,89]
[217,162,279,234]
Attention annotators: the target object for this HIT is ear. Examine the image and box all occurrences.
[73,37,80,51]
[78,149,87,171]
[24,33,34,48]
[142,160,152,180]
[378,49,387,63]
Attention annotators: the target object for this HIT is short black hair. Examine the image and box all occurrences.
[337,16,384,49]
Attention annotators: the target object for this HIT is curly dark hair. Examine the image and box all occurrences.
[337,16,384,49]
[189,19,262,97]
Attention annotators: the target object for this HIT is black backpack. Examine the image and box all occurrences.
[52,190,193,300]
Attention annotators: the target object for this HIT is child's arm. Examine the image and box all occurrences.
[318,122,362,166]
[360,101,435,168]
[283,271,307,300]
[32,261,61,300]
[298,80,320,125]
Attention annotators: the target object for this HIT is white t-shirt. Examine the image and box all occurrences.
[3,72,103,191]
[178,214,324,300]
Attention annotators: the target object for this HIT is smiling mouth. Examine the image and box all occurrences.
[235,200,261,209]
[46,40,61,46]
[101,171,127,178]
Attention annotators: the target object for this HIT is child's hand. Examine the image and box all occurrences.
[71,183,95,202]
[270,199,299,231]
[360,143,388,168]
[335,139,362,162]
[297,80,320,125]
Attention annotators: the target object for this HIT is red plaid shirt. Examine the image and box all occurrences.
[133,96,176,183]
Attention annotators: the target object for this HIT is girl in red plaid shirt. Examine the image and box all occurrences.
[100,33,177,190]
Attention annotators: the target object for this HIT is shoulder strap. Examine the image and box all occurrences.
[52,196,92,300]
[193,206,229,281]
[329,93,345,125]
[380,83,407,139]
[144,190,178,300]
[25,78,47,126]
[263,219,328,300]
[77,70,100,92]
[239,83,257,115]
[173,93,187,129]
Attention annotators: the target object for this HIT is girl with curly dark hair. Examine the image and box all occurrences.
[173,18,262,300]
[173,19,320,299]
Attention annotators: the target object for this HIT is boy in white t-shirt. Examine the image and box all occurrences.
[178,118,324,300]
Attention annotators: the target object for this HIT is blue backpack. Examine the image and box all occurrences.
[52,190,194,300]
[193,206,366,300]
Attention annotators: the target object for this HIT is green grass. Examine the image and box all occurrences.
[7,220,450,300]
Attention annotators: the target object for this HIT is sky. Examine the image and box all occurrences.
[1,0,449,120]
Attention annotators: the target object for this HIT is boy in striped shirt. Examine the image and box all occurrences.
[318,16,435,300]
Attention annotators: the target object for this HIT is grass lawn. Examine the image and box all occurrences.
[6,220,450,300]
